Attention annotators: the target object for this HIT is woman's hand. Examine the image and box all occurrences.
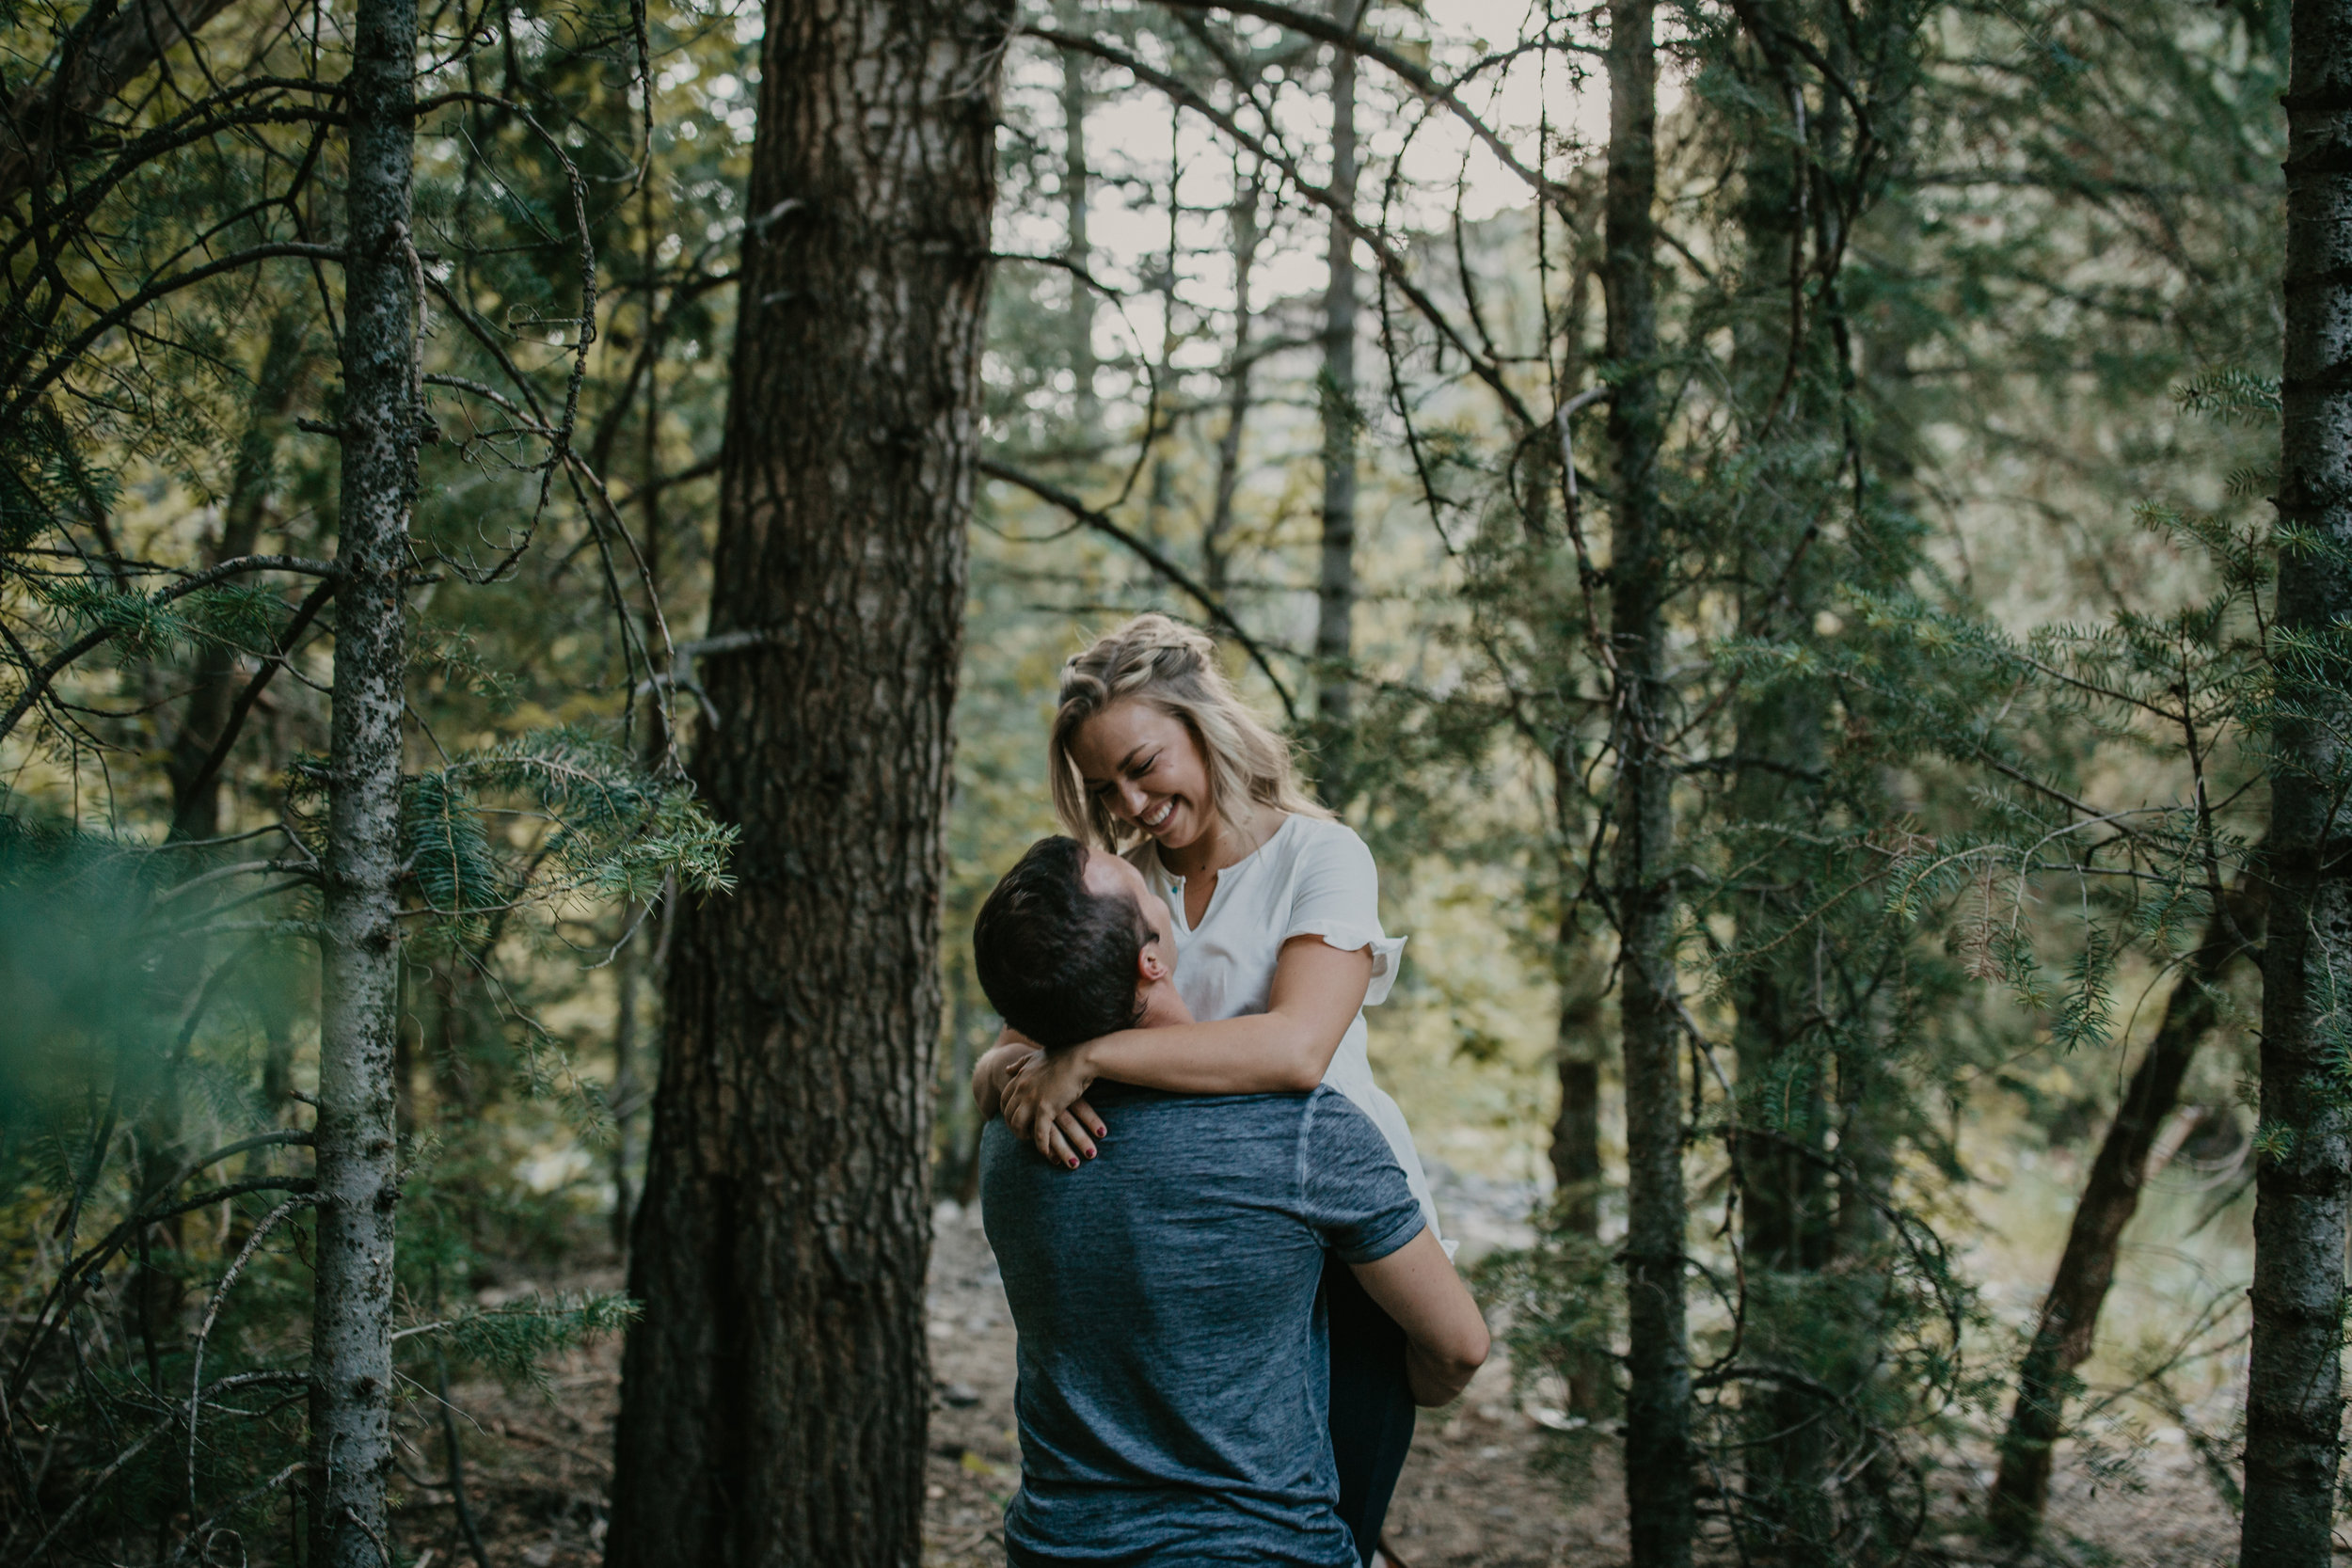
[1000,1046,1107,1169]
[971,1036,1039,1121]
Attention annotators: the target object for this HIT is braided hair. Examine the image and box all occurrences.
[1048,613,1327,851]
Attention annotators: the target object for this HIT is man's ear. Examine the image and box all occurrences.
[1136,939,1171,985]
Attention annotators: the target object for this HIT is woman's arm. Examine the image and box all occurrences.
[1002,936,1373,1163]
[1348,1228,1490,1406]
[970,1037,1033,1121]
[975,1030,1108,1163]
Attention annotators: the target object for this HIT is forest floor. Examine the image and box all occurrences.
[416,1164,2239,1568]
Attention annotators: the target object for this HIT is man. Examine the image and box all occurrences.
[971,835,1489,1567]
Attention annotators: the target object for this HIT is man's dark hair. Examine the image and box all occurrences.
[973,836,1150,1052]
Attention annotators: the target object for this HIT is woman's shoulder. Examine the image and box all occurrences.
[1265,813,1376,877]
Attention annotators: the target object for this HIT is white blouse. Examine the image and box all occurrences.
[1126,814,1445,1243]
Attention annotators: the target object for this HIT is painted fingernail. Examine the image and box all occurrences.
[1093,1125,1108,1138]
[1083,1148,1096,1160]
[1066,1157,1079,1169]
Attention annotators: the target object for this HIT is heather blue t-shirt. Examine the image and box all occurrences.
[980,1084,1425,1567]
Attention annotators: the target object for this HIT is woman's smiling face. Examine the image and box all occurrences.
[1070,699,1215,850]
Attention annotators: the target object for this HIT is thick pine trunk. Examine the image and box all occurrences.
[604,3,1007,1564]
[307,0,418,1557]
[1315,1,1359,784]
[1991,875,2262,1542]
[1603,1,1692,1560]
[2245,8,2352,1553]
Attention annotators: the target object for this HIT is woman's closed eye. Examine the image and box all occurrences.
[1088,752,1160,799]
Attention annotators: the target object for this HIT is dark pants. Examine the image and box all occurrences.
[1325,1252,1417,1566]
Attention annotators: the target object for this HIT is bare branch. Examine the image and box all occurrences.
[979,457,1299,722]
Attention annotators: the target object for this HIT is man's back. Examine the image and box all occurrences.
[980,1085,1423,1567]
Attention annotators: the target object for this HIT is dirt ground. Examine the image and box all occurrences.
[410,1168,2240,1568]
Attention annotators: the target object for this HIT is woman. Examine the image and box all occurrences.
[973,613,1446,1566]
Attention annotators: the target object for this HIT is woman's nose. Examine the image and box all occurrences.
[1113,781,1151,819]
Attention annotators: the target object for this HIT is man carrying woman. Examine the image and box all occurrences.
[971,615,1483,1565]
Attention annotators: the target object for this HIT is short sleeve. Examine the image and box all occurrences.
[1281,823,1408,1006]
[1297,1090,1424,1264]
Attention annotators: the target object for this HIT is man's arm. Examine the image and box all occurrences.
[1347,1228,1490,1407]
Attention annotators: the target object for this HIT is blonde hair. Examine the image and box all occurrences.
[1049,613,1328,851]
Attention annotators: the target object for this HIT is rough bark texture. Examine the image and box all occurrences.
[1603,1,1692,1560]
[603,3,1008,1564]
[307,0,418,1556]
[2247,10,2352,1550]
[1991,875,2263,1543]
[1314,4,1359,779]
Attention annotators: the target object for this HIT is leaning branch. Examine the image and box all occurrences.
[0,554,337,746]
[978,457,1300,722]
[167,576,338,836]
[1028,25,1540,435]
[1145,0,1565,200]
[0,242,348,436]
[0,0,244,206]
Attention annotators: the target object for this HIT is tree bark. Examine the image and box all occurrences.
[1057,0,1096,429]
[1315,0,1360,791]
[168,311,309,840]
[307,0,418,1554]
[1724,102,1836,1555]
[604,2,1008,1564]
[1603,0,1692,1560]
[2246,8,2352,1550]
[1991,873,2264,1543]
[610,906,640,1254]
[1204,168,1261,602]
[1550,898,1608,1416]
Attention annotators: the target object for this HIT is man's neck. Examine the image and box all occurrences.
[1136,980,1193,1029]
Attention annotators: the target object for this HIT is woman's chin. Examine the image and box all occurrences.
[1144,810,1197,847]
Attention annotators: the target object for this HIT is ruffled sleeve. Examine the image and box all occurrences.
[1281,822,1408,1006]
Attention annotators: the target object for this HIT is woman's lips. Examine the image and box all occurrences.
[1140,799,1176,832]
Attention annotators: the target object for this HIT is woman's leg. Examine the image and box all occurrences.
[1324,1251,1417,1565]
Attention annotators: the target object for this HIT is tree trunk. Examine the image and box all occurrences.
[1991,873,2264,1543]
[2246,5,2352,1558]
[610,906,640,1254]
[1603,0,1692,1560]
[167,311,308,840]
[1550,897,1609,1416]
[1724,102,1836,1554]
[1204,168,1261,602]
[604,2,1007,1563]
[308,0,419,1554]
[1057,0,1096,430]
[1315,1,1360,794]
